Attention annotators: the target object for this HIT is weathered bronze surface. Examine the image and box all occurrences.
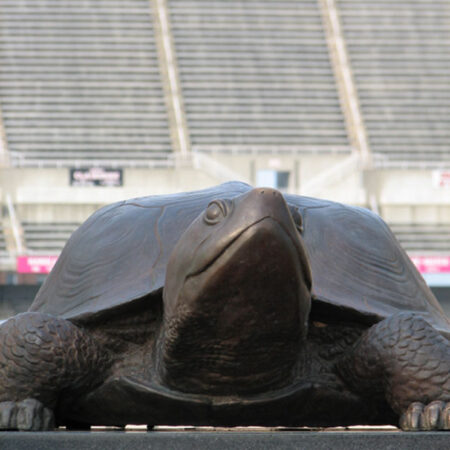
[0,182,448,431]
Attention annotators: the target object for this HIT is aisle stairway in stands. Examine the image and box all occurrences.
[337,0,450,167]
[168,0,351,154]
[0,0,172,166]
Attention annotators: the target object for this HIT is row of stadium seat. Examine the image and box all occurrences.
[0,226,8,257]
[0,0,448,166]
[0,0,172,166]
[8,220,448,257]
[169,0,349,153]
[389,223,450,255]
[338,0,450,165]
[21,222,80,254]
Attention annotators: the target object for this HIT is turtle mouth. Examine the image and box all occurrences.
[186,216,305,281]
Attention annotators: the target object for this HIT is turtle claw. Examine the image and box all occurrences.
[442,403,450,430]
[0,401,18,429]
[0,399,54,431]
[421,401,445,430]
[400,401,450,431]
[399,402,423,430]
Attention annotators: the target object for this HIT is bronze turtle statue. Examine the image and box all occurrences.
[0,181,448,431]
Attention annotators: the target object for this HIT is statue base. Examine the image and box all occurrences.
[1,429,448,450]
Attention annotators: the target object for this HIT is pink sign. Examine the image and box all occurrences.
[410,255,450,274]
[17,255,58,274]
[432,170,450,188]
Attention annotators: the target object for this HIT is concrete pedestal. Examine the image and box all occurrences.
[0,430,448,450]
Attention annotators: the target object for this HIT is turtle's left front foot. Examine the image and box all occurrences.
[337,313,449,430]
[400,401,450,431]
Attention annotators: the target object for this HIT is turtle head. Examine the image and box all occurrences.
[159,187,312,395]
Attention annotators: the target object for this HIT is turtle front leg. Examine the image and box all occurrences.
[0,312,111,430]
[337,312,449,430]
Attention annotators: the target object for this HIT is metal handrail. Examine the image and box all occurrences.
[192,152,250,184]
[5,194,24,255]
[300,151,361,197]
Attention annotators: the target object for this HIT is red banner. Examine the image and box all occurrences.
[15,255,450,275]
[17,256,58,274]
[410,255,450,274]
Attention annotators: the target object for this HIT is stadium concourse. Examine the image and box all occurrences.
[0,0,449,317]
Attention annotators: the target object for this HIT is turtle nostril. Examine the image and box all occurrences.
[254,187,282,197]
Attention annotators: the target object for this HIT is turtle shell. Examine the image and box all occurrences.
[29,182,450,336]
[30,182,250,320]
[284,192,450,336]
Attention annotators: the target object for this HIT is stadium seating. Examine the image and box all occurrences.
[0,226,8,258]
[20,221,450,259]
[390,223,450,255]
[0,0,172,166]
[338,0,450,166]
[0,0,448,315]
[168,0,351,154]
[22,222,79,254]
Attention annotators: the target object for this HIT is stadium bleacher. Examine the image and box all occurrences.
[0,225,8,258]
[18,221,450,260]
[0,0,172,167]
[0,0,448,315]
[337,0,450,167]
[168,0,351,154]
[390,223,450,255]
[22,222,79,254]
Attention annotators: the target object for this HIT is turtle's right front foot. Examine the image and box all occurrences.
[0,398,55,431]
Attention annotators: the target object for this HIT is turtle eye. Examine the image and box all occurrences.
[204,200,229,225]
[290,207,304,233]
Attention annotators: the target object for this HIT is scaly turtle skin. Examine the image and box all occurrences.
[0,182,448,431]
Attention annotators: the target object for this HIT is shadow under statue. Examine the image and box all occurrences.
[0,182,448,431]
